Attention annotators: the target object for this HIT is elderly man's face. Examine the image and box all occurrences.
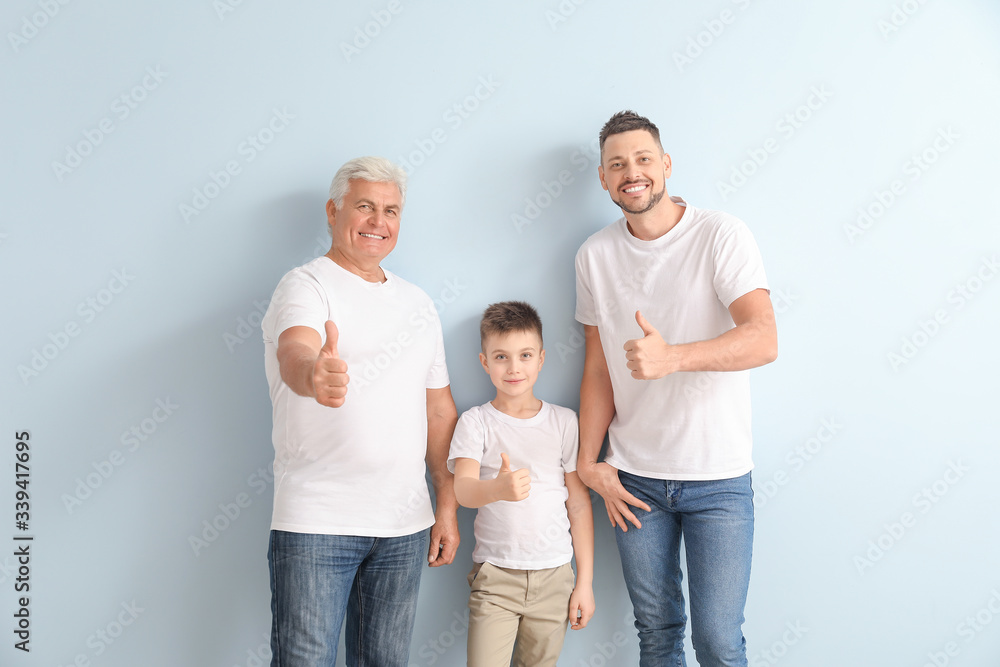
[327,179,402,269]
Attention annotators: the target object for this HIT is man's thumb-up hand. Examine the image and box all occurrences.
[495,453,531,502]
[320,320,340,359]
[624,310,673,380]
[313,320,350,408]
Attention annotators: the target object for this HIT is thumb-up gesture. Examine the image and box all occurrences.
[313,320,350,407]
[623,310,676,380]
[494,453,531,502]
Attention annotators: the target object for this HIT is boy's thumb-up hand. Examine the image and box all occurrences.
[495,453,531,502]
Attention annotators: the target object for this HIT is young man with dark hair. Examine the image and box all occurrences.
[575,110,777,666]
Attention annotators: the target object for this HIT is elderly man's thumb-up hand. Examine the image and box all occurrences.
[494,453,531,502]
[313,320,350,408]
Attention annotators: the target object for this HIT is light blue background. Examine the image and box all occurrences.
[2,1,999,665]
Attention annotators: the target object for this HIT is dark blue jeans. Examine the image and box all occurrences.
[616,472,754,667]
[268,528,428,666]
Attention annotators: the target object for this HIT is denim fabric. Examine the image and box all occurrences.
[615,472,754,667]
[268,529,428,666]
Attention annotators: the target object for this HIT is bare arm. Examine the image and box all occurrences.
[426,385,460,567]
[453,455,531,508]
[624,288,778,379]
[276,322,349,407]
[565,471,595,629]
[577,325,650,530]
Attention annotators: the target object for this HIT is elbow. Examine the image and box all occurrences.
[431,401,458,426]
[755,324,778,366]
[452,481,477,509]
[763,339,778,365]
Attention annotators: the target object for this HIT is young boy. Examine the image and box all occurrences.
[448,301,595,667]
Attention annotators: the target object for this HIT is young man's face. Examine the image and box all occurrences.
[480,329,545,402]
[598,129,671,215]
[326,179,402,266]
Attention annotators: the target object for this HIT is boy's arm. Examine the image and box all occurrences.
[453,455,531,508]
[565,470,595,629]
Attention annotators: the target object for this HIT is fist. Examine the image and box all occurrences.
[624,310,674,380]
[313,320,350,407]
[494,452,531,502]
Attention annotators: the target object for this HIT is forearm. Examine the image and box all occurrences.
[567,499,594,586]
[426,402,459,514]
[579,367,614,469]
[673,318,777,373]
[453,476,500,509]
[277,342,318,397]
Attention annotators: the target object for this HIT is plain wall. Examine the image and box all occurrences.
[2,1,999,665]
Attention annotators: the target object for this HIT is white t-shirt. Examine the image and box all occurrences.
[447,401,578,570]
[261,256,450,537]
[575,197,769,481]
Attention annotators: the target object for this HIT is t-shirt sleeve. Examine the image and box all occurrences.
[712,216,770,308]
[425,304,450,390]
[574,246,599,326]
[261,269,329,344]
[447,409,485,473]
[560,409,579,474]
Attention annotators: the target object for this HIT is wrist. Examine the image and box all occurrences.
[577,459,599,483]
[670,341,692,374]
[487,477,504,504]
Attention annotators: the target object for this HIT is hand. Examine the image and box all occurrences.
[578,461,650,531]
[493,453,531,502]
[312,321,350,407]
[568,585,596,630]
[427,505,460,567]
[624,310,678,380]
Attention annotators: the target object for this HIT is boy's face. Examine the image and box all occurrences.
[480,329,545,401]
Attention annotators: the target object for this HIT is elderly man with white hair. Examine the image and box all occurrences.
[261,156,460,666]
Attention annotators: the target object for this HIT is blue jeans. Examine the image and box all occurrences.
[268,528,428,666]
[616,471,754,667]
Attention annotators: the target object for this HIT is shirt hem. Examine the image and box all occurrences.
[609,459,754,482]
[478,555,573,571]
[270,517,434,538]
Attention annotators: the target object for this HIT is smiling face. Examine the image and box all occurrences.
[598,129,671,216]
[326,179,401,279]
[480,329,545,404]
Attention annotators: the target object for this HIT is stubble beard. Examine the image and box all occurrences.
[611,183,666,215]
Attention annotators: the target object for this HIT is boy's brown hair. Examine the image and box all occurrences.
[479,301,543,352]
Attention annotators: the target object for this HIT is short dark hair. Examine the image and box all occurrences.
[599,110,662,157]
[480,301,543,351]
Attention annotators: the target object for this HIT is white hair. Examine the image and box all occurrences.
[328,156,407,209]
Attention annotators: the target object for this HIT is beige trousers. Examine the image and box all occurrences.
[466,560,576,667]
